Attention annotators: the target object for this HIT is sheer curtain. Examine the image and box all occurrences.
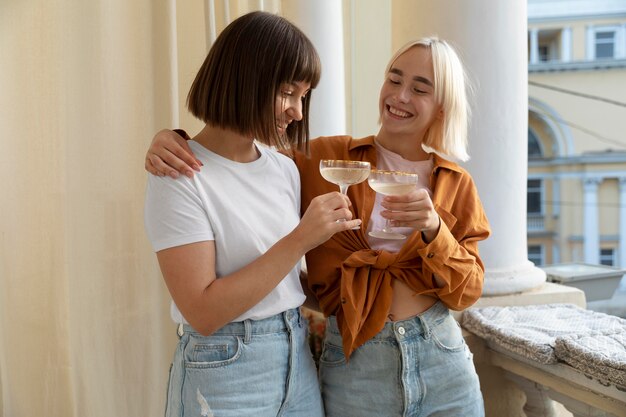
[0,1,183,415]
[0,0,339,415]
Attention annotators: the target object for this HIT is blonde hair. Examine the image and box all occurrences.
[385,37,472,161]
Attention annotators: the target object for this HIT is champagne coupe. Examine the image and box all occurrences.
[319,160,371,228]
[368,169,419,240]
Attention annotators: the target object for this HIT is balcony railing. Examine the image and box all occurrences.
[528,214,545,231]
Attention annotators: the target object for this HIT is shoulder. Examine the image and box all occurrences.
[263,145,298,171]
[433,154,473,181]
[145,173,201,204]
[309,135,375,157]
[432,155,483,206]
[309,135,351,155]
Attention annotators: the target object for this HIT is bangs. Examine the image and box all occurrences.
[292,44,321,88]
[277,37,321,88]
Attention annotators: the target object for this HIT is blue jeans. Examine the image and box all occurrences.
[319,302,484,417]
[164,308,324,417]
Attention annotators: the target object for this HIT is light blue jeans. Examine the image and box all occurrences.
[319,301,484,417]
[164,308,324,417]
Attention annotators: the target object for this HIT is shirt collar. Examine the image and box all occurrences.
[348,135,463,174]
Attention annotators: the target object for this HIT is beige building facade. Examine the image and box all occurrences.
[527,0,626,268]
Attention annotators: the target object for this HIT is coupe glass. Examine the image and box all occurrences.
[319,159,371,228]
[367,169,419,240]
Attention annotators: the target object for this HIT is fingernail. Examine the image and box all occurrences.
[192,164,201,171]
[171,171,179,179]
[185,170,193,178]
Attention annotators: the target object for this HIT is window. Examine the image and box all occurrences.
[600,248,615,266]
[528,245,544,266]
[528,129,543,158]
[527,179,543,215]
[595,30,616,59]
[538,45,550,62]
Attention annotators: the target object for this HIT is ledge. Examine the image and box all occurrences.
[529,59,626,73]
[453,282,586,323]
[488,343,626,417]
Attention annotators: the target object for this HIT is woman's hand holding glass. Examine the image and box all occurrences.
[319,160,370,229]
[368,169,440,241]
[368,170,419,240]
[379,187,441,243]
[292,192,361,252]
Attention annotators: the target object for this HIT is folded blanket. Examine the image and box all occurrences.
[462,303,626,365]
[555,330,626,389]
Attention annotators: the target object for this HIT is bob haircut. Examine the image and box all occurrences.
[187,11,321,152]
[385,37,472,162]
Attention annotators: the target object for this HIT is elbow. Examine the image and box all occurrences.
[183,312,222,337]
[453,292,481,311]
[439,268,484,311]
[188,321,220,337]
[442,291,481,311]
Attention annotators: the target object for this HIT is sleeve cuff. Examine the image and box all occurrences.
[173,129,191,140]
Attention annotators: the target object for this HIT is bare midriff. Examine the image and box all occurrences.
[387,279,437,322]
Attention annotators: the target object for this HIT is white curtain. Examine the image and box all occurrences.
[0,1,178,415]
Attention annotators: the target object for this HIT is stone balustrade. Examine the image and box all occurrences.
[459,295,626,417]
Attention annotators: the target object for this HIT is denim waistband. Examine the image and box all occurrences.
[179,308,302,339]
[327,301,451,340]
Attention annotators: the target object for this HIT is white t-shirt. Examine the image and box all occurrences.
[144,140,305,324]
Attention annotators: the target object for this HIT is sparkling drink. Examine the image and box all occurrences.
[319,160,371,229]
[320,167,370,186]
[367,182,416,196]
[367,169,419,240]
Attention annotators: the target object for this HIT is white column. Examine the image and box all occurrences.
[586,25,595,60]
[553,178,561,217]
[349,0,392,137]
[553,178,562,264]
[619,178,626,267]
[583,178,601,264]
[616,24,626,59]
[403,0,545,294]
[205,0,217,45]
[530,28,539,64]
[282,0,346,137]
[561,27,572,62]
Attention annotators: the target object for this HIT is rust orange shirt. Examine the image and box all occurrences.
[292,135,491,358]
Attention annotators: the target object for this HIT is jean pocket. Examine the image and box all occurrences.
[319,340,347,367]
[185,334,242,368]
[429,314,466,352]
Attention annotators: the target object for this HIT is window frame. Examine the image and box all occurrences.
[528,245,545,266]
[527,178,544,215]
[592,25,621,60]
[599,248,616,266]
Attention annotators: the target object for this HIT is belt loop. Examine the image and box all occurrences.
[243,319,252,344]
[284,308,295,329]
[417,315,431,340]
